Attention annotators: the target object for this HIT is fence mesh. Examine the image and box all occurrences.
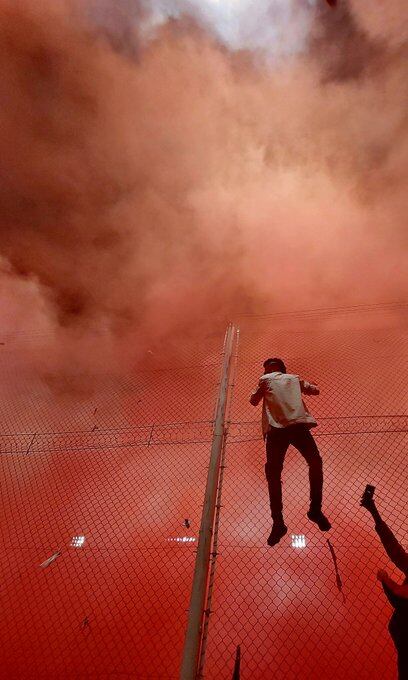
[1,306,407,679]
[204,310,408,679]
[0,332,224,679]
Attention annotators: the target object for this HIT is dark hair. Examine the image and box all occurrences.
[263,357,286,373]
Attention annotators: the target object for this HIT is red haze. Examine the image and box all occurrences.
[0,0,406,373]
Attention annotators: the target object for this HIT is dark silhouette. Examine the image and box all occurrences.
[250,357,331,546]
[361,489,408,679]
[232,645,241,680]
[327,539,346,603]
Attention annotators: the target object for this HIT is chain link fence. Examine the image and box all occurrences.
[204,308,408,679]
[1,304,407,679]
[0,332,224,679]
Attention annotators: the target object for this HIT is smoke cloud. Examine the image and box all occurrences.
[0,0,407,374]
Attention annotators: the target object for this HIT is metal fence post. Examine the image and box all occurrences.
[179,324,236,680]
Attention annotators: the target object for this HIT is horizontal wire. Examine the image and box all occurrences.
[1,414,406,441]
[236,300,408,320]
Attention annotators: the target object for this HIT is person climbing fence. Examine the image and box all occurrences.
[361,487,408,680]
[250,357,331,546]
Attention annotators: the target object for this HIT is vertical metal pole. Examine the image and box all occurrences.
[196,328,240,679]
[180,324,236,680]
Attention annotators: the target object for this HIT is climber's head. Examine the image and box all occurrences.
[263,357,287,374]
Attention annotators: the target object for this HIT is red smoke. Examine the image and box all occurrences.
[0,5,407,677]
[0,0,406,374]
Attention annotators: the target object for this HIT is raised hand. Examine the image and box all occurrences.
[360,488,376,511]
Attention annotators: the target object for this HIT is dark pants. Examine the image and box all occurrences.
[265,424,323,521]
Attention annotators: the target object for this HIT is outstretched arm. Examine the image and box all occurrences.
[375,518,408,575]
[300,379,320,395]
[361,497,408,575]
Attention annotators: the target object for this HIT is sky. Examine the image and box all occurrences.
[0,0,406,374]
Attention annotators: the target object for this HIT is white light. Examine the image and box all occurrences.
[71,535,86,548]
[291,534,306,548]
